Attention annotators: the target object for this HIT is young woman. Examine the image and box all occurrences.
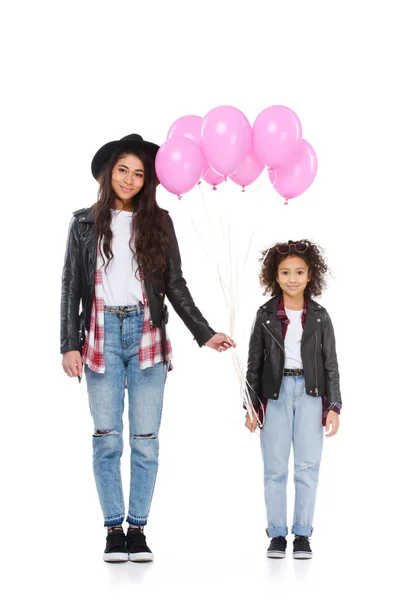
[245,240,341,559]
[60,134,235,562]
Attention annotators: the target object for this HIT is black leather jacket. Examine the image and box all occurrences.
[60,206,215,357]
[246,295,341,408]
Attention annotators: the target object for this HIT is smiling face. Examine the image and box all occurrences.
[111,153,145,208]
[276,255,311,302]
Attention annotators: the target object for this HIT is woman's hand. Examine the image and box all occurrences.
[245,411,258,433]
[205,333,236,352]
[325,410,339,437]
[62,350,83,378]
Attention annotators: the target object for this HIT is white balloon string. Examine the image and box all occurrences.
[187,178,266,428]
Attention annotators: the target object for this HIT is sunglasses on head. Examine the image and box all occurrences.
[276,240,310,254]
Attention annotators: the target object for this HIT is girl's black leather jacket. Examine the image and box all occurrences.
[60,206,215,357]
[246,295,341,408]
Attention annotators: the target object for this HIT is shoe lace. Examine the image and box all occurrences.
[273,536,287,549]
[127,529,149,550]
[294,535,310,548]
[106,531,126,550]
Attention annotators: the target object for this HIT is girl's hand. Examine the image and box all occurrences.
[245,412,258,433]
[205,333,236,352]
[325,410,339,437]
[62,350,83,378]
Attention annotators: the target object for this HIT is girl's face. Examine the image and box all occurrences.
[276,256,311,299]
[111,154,145,203]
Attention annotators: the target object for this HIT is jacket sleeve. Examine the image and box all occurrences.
[245,311,265,410]
[164,214,215,346]
[60,216,82,354]
[321,312,342,410]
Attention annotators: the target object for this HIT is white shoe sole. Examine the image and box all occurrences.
[103,552,129,562]
[129,552,154,562]
[293,551,312,560]
[267,551,286,559]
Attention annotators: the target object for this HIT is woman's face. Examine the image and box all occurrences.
[276,255,311,298]
[111,154,145,203]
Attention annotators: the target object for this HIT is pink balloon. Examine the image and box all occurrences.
[253,105,302,168]
[269,140,318,201]
[167,115,203,146]
[202,159,211,178]
[229,150,264,189]
[201,106,252,177]
[155,137,203,196]
[203,167,225,189]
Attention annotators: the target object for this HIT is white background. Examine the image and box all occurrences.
[1,1,398,598]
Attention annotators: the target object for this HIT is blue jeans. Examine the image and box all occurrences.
[85,306,168,527]
[260,376,323,537]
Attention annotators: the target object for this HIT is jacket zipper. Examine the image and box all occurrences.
[262,321,285,383]
[314,330,318,395]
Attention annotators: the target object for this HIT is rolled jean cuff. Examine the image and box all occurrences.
[292,525,313,536]
[104,514,125,527]
[267,526,288,538]
[127,515,148,527]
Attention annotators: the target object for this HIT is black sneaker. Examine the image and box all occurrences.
[126,527,154,562]
[103,527,129,562]
[267,536,287,558]
[293,535,312,559]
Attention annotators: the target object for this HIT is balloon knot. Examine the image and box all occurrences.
[212,185,217,191]
[178,194,182,200]
[241,187,246,192]
[284,198,289,205]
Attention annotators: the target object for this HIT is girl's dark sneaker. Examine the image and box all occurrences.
[103,527,129,562]
[267,536,287,558]
[126,527,154,562]
[293,535,312,559]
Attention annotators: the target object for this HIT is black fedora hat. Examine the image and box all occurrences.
[91,133,160,179]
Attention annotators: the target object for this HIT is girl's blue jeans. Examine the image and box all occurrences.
[260,375,323,538]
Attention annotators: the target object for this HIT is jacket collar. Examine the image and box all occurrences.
[261,294,324,314]
[261,294,324,345]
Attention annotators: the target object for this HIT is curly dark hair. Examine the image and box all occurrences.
[259,239,329,297]
[94,149,170,281]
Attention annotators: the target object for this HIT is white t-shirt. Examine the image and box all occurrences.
[97,209,143,306]
[284,308,303,369]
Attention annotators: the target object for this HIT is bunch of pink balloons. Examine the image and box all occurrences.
[155,105,318,202]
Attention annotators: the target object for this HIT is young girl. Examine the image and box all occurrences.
[245,240,341,559]
[60,133,235,563]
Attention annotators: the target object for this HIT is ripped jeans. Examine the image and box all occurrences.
[85,306,168,527]
[260,376,323,538]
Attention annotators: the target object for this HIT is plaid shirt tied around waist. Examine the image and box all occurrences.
[82,246,172,373]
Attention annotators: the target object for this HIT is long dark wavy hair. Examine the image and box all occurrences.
[94,149,170,280]
[259,239,329,297]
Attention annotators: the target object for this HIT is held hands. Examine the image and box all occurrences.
[62,350,83,378]
[205,333,236,352]
[325,410,339,437]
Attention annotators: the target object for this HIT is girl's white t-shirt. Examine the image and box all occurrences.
[97,209,143,306]
[284,308,303,369]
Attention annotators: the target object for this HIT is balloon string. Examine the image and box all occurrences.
[191,179,266,427]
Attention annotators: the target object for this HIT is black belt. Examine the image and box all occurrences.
[283,368,304,376]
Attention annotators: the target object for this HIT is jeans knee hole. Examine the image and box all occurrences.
[94,429,118,437]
